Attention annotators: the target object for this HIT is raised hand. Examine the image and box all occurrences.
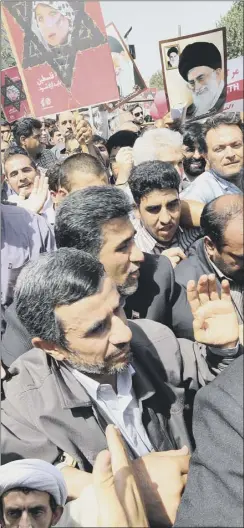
[18,173,48,214]
[93,425,149,527]
[187,274,239,348]
[115,147,134,185]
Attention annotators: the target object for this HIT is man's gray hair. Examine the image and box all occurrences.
[133,128,183,166]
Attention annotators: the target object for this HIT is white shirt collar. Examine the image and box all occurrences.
[70,364,135,401]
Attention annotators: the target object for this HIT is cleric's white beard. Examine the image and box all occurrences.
[192,74,220,116]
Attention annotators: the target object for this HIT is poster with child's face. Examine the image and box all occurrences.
[159,27,227,121]
[1,1,119,117]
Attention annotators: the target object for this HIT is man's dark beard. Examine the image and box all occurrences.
[183,156,206,179]
[66,348,133,375]
[213,254,244,286]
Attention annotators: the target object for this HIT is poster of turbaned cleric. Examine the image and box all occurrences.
[1,1,119,117]
[106,22,146,110]
[1,66,30,122]
[159,28,227,121]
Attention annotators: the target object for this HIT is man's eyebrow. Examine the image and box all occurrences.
[116,232,136,249]
[84,316,108,336]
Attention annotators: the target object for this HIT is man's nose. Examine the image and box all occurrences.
[109,315,132,346]
[130,241,144,264]
[159,208,171,224]
[19,511,32,528]
[225,146,235,158]
[193,149,201,159]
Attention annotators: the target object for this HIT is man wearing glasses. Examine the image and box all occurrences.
[178,42,225,119]
[130,104,144,129]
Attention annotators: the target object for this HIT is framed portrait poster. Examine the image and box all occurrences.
[1,1,119,117]
[105,22,146,111]
[159,27,227,121]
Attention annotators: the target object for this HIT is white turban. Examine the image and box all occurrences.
[0,459,67,507]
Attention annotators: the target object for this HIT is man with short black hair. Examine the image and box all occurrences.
[129,161,200,267]
[130,104,144,127]
[181,112,243,203]
[12,117,56,170]
[47,153,108,207]
[182,122,207,186]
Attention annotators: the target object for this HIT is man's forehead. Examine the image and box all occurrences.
[3,489,50,504]
[5,154,33,170]
[55,277,119,325]
[142,188,179,205]
[60,112,73,123]
[101,216,134,242]
[206,125,243,145]
[188,65,213,79]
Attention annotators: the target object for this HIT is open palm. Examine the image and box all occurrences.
[187,274,239,347]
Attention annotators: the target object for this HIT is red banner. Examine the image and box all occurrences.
[2,1,119,117]
[1,66,30,122]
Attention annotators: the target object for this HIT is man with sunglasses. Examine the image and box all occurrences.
[130,104,144,128]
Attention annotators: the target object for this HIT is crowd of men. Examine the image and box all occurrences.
[0,102,243,528]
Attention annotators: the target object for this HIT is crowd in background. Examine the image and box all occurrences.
[0,104,243,528]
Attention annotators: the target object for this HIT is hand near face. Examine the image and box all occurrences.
[115,147,134,184]
[8,173,48,214]
[187,274,239,347]
[93,425,149,527]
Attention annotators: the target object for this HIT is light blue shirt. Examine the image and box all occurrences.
[180,170,242,204]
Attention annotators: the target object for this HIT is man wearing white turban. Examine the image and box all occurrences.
[0,459,66,528]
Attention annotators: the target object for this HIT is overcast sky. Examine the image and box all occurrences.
[101,1,233,82]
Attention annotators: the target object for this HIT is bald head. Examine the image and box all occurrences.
[201,194,244,283]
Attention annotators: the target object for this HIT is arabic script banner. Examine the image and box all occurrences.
[223,56,243,112]
[2,1,119,117]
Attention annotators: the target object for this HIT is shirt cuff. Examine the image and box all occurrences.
[209,341,240,357]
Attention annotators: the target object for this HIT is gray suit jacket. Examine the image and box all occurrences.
[174,354,244,527]
[2,320,240,468]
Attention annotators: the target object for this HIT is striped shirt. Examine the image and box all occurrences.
[205,249,243,324]
[133,218,200,256]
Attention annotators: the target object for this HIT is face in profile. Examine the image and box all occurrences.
[34,2,73,48]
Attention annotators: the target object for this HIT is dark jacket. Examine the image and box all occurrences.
[1,254,194,368]
[125,253,194,339]
[2,319,237,468]
[175,237,243,326]
[174,355,244,527]
[175,238,220,288]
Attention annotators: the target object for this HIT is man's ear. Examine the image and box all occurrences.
[58,187,69,198]
[51,506,64,526]
[215,68,222,79]
[204,236,215,256]
[31,337,66,361]
[20,135,26,148]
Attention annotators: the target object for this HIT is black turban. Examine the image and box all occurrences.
[108,36,124,54]
[178,42,222,81]
[167,46,178,57]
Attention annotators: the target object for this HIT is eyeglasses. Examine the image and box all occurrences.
[134,111,143,117]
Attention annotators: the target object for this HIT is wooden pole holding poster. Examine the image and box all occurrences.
[1,7,35,116]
